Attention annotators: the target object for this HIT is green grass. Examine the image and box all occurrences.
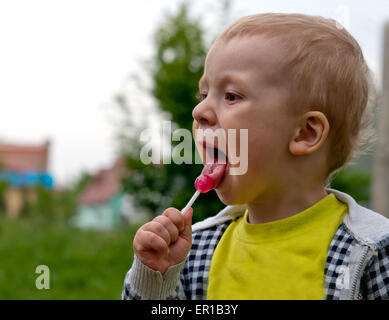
[0,215,139,299]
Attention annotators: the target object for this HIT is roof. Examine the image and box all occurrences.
[0,141,50,172]
[78,158,126,205]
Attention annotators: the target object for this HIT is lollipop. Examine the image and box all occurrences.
[181,160,227,214]
[194,162,228,193]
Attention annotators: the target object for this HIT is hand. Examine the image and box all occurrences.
[133,207,193,274]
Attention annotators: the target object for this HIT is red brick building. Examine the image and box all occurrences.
[0,140,53,218]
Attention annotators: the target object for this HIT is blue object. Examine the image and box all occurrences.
[0,170,54,188]
[40,173,54,188]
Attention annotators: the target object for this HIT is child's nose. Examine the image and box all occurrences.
[192,101,217,127]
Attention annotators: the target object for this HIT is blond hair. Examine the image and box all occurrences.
[218,13,375,175]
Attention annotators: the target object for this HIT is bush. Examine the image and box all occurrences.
[0,216,138,299]
[329,165,371,204]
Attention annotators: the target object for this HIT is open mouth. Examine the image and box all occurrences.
[199,142,229,190]
[203,142,228,165]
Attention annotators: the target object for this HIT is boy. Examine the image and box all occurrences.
[122,13,389,300]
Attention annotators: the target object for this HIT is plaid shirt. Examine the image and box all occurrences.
[122,190,389,300]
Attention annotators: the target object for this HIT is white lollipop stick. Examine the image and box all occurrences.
[181,190,200,215]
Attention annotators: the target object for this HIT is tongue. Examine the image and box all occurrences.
[195,162,228,193]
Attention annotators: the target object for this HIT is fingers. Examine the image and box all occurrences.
[136,208,186,250]
[183,207,193,225]
[162,208,185,232]
[135,230,169,256]
[132,207,193,272]
[180,207,193,242]
[142,217,177,245]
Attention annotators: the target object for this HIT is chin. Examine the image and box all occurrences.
[215,189,246,206]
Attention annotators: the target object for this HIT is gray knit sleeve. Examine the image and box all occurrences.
[121,255,187,300]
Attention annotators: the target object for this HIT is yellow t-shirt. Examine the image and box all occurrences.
[207,193,348,300]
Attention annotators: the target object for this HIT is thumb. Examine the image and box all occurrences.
[180,207,193,242]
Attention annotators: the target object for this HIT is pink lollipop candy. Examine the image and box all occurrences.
[181,161,227,215]
[194,175,214,193]
[195,162,228,193]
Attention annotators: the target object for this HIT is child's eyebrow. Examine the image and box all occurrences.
[219,74,237,86]
[199,73,243,89]
[218,73,248,89]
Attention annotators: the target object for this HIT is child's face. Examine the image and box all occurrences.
[192,35,300,205]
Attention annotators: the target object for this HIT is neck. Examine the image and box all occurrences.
[246,183,329,224]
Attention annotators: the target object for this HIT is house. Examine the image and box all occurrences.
[72,158,150,230]
[0,140,54,218]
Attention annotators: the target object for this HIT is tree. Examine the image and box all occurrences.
[115,3,226,222]
[153,3,205,131]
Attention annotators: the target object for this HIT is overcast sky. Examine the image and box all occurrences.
[0,0,388,186]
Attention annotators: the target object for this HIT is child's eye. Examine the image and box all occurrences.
[225,92,241,102]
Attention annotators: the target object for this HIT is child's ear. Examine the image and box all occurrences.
[289,111,330,156]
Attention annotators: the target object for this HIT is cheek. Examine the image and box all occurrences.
[216,173,259,205]
[239,128,285,185]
